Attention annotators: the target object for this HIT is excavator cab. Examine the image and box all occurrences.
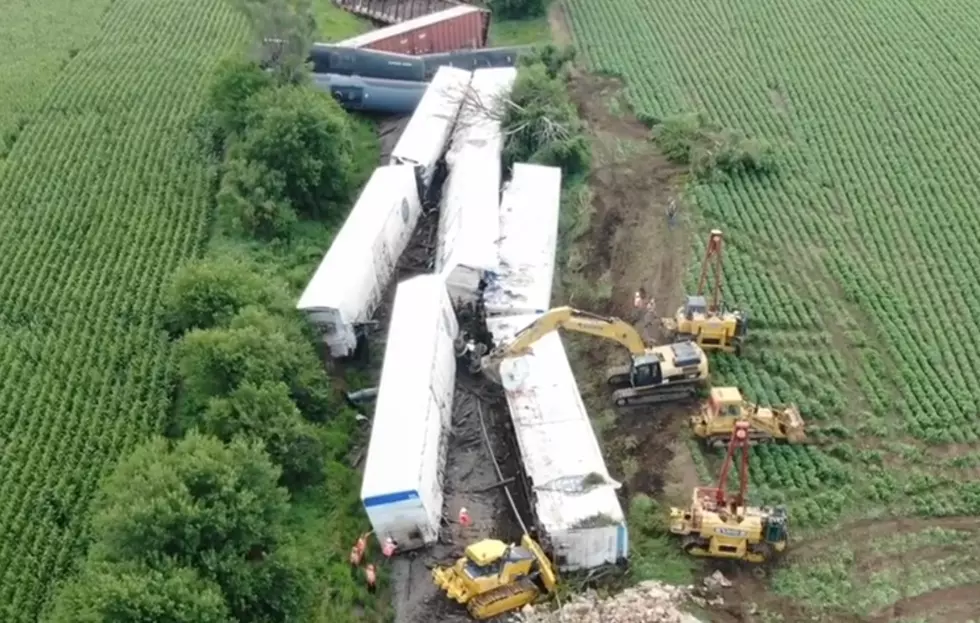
[762,506,789,544]
[630,356,663,388]
[683,295,708,320]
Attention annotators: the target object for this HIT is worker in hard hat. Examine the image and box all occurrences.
[381,536,397,561]
[365,563,377,593]
[458,507,472,527]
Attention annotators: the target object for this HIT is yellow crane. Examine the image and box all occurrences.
[432,534,558,620]
[468,306,709,407]
[670,421,789,564]
[661,229,748,354]
[691,387,807,447]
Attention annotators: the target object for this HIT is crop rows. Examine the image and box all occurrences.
[0,0,247,619]
[566,0,980,536]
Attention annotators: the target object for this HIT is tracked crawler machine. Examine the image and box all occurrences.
[432,534,558,620]
[662,229,748,354]
[466,306,709,407]
[670,421,789,564]
[692,387,807,447]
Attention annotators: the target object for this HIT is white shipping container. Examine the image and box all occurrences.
[296,165,422,358]
[435,67,517,308]
[484,163,562,317]
[360,275,459,549]
[486,314,629,571]
[389,66,473,188]
[436,136,503,306]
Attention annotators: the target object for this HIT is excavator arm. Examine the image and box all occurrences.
[475,307,647,377]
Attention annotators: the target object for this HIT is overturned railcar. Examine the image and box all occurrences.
[311,73,427,115]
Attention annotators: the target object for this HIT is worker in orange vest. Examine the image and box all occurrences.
[458,507,472,527]
[365,563,377,593]
[381,536,397,560]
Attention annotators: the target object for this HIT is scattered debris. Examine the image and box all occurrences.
[704,570,733,590]
[516,581,703,623]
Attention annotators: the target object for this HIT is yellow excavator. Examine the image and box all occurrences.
[467,306,709,407]
[670,421,789,564]
[692,387,807,447]
[661,229,748,355]
[432,533,558,620]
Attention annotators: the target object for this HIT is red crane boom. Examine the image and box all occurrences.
[695,229,725,315]
[715,420,751,508]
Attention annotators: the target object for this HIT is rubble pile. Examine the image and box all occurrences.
[516,580,703,623]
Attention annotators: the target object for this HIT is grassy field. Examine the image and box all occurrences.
[0,0,249,618]
[561,0,980,618]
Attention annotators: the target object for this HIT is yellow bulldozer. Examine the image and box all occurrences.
[670,422,789,564]
[692,386,806,447]
[432,533,558,620]
[466,306,709,407]
[661,229,748,354]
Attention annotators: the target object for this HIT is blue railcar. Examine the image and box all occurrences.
[311,73,427,115]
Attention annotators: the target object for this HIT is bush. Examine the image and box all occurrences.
[237,85,357,221]
[503,61,590,181]
[161,255,283,336]
[200,58,274,154]
[517,44,576,80]
[86,433,313,623]
[653,112,777,180]
[217,156,298,241]
[45,561,231,623]
[203,381,326,490]
[489,0,546,19]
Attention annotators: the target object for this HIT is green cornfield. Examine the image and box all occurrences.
[0,0,247,618]
[564,0,980,614]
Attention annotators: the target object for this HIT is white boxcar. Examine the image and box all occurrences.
[484,163,562,317]
[361,274,459,549]
[435,67,517,308]
[296,165,422,358]
[389,66,473,188]
[487,314,629,571]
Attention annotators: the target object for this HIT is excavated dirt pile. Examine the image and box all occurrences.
[516,581,704,623]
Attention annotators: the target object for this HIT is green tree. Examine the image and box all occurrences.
[237,85,357,221]
[202,381,326,490]
[503,62,590,180]
[238,0,316,85]
[45,561,232,623]
[201,58,274,153]
[161,255,281,336]
[89,433,313,622]
[489,0,546,20]
[217,156,298,241]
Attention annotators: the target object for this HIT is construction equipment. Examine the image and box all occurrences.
[692,387,806,447]
[669,421,789,564]
[662,229,748,354]
[468,306,709,407]
[432,533,559,620]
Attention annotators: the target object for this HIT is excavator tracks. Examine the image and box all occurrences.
[612,385,700,408]
[466,579,539,620]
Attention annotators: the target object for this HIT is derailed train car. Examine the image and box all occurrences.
[389,66,472,188]
[335,4,490,55]
[296,165,423,357]
[360,274,458,549]
[306,44,529,82]
[311,73,427,115]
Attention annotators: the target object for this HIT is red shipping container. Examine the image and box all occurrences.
[337,5,491,55]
